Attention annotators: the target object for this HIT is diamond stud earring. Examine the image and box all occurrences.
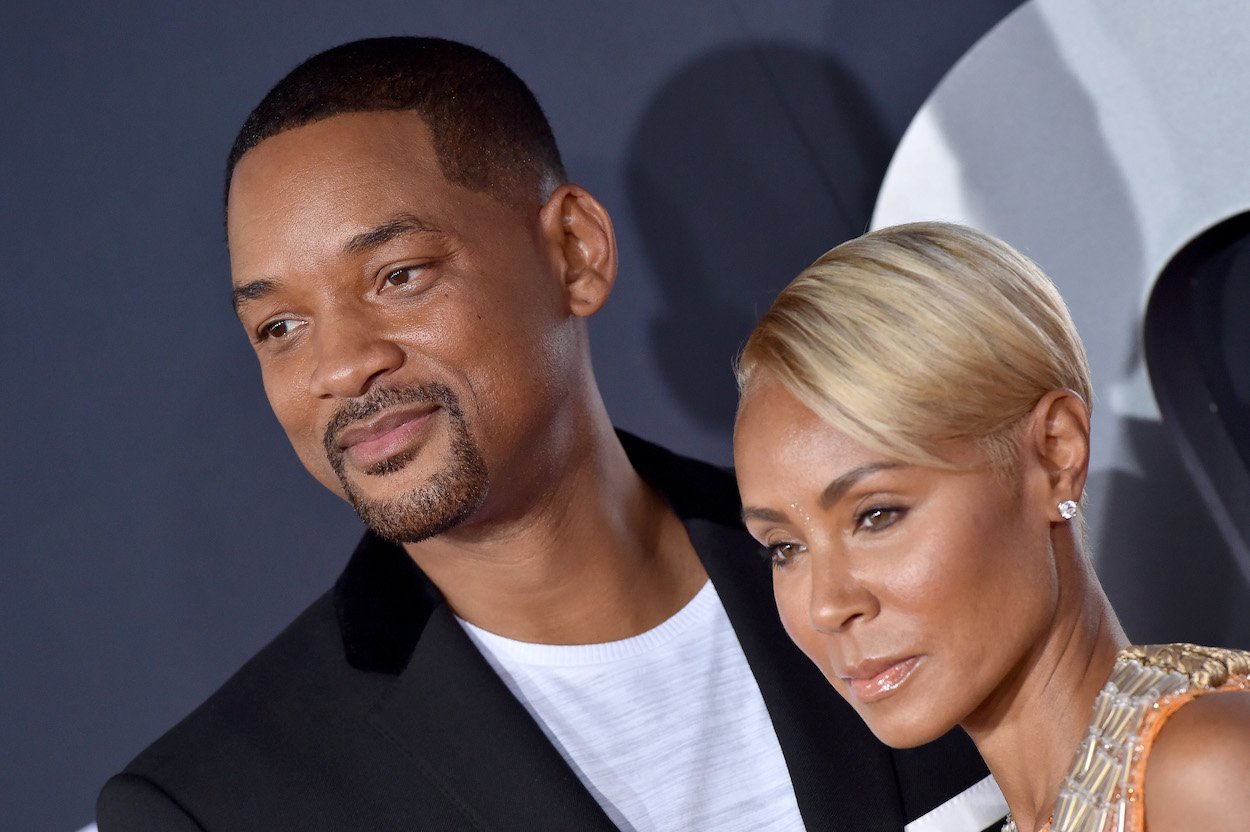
[1057,499,1078,520]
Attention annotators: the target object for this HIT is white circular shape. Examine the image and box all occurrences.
[873,0,1250,479]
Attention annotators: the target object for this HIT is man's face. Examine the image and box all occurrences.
[227,111,579,541]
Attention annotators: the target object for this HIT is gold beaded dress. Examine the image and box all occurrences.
[1003,643,1250,832]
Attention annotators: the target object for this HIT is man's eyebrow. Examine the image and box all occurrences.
[229,215,441,315]
[231,278,278,315]
[343,213,441,254]
[818,462,903,509]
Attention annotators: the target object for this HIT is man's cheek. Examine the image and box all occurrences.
[300,450,347,497]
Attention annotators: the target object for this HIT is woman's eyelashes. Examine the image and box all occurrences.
[757,500,908,566]
[764,540,806,567]
[854,505,907,533]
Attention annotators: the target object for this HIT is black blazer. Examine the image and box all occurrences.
[98,433,992,831]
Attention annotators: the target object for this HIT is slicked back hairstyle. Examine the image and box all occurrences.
[225,37,567,209]
[737,222,1093,475]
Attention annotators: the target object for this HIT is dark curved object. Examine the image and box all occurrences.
[1145,211,1250,583]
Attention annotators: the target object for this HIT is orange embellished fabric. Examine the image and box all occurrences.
[1003,644,1250,832]
[1121,645,1250,831]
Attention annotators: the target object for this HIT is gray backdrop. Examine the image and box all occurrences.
[6,2,1246,830]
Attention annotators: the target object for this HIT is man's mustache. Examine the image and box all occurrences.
[322,383,459,463]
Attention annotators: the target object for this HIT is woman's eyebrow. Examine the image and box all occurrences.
[740,462,903,525]
[741,505,788,525]
[818,463,903,509]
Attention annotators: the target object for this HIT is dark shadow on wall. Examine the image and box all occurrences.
[626,42,892,433]
[1091,418,1250,646]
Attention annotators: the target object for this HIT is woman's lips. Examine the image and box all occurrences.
[337,407,438,469]
[842,656,922,703]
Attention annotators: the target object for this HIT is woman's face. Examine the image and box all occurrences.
[733,375,1060,748]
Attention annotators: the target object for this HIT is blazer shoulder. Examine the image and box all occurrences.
[115,589,380,790]
[617,429,742,526]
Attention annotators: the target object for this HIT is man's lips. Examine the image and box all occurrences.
[839,655,922,703]
[334,405,439,466]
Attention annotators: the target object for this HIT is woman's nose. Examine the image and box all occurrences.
[808,551,880,634]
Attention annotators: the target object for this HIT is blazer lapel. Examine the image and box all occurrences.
[368,605,620,832]
[336,534,617,831]
[686,516,908,832]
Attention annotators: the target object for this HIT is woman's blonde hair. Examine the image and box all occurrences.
[736,222,1092,472]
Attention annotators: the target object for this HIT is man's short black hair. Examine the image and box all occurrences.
[225,37,567,208]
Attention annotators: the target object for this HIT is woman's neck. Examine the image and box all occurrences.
[964,549,1129,832]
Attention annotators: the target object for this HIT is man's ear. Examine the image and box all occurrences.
[1025,389,1092,519]
[538,183,617,317]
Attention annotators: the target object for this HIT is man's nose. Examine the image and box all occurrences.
[307,314,405,399]
[807,551,880,634]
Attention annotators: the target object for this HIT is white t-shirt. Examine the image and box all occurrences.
[458,580,806,832]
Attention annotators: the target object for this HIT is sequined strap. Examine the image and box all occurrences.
[1117,643,1250,688]
[1044,643,1250,832]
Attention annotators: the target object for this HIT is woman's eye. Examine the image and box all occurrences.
[855,507,905,532]
[764,541,806,567]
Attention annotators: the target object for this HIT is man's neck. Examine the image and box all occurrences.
[402,420,708,645]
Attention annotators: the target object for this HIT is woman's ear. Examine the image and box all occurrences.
[538,183,618,317]
[1025,389,1092,520]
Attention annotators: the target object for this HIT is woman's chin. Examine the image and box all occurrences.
[849,701,955,749]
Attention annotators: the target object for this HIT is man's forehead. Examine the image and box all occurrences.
[226,113,452,259]
[228,111,445,211]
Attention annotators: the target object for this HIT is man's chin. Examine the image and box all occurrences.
[346,483,487,544]
[337,456,425,497]
[337,448,489,544]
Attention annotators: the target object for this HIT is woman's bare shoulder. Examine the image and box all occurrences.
[1142,689,1250,831]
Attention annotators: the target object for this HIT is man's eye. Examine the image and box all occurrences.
[855,507,906,533]
[384,266,424,287]
[764,541,806,568]
[260,319,300,340]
